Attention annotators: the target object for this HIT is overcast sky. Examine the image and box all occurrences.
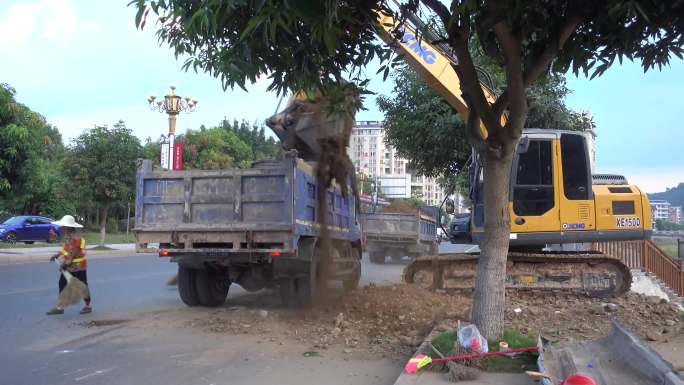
[1,0,682,193]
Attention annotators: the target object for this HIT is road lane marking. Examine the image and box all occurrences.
[75,368,114,381]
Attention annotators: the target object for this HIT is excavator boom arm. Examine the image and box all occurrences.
[375,11,501,140]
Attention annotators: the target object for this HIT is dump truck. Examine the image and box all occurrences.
[134,156,362,307]
[361,208,439,264]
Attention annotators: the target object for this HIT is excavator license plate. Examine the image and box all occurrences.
[519,275,535,285]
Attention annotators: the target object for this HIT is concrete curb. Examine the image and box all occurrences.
[0,249,155,265]
[393,324,450,385]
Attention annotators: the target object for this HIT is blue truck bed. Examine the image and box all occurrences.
[134,155,362,307]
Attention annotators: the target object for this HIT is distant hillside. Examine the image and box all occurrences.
[649,183,684,208]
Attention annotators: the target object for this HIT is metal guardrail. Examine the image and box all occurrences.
[592,239,684,297]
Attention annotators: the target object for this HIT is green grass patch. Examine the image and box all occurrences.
[484,329,538,373]
[428,328,538,373]
[430,330,457,357]
[82,232,135,245]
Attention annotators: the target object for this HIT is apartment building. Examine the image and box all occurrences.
[349,121,446,207]
[651,200,672,222]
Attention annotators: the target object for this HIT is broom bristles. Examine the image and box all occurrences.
[56,271,90,308]
[445,362,481,382]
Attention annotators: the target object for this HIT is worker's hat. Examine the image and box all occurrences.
[52,215,83,228]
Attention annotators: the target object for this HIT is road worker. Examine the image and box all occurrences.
[46,215,92,315]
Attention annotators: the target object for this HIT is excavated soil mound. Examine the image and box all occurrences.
[184,284,683,359]
[187,284,469,358]
[384,200,420,214]
[506,291,683,343]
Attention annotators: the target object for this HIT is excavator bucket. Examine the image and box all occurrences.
[265,92,354,161]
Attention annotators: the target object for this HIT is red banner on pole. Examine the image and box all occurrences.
[173,142,183,170]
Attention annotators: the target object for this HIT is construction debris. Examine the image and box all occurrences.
[184,284,683,359]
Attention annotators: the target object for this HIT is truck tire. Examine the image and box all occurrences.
[195,269,229,307]
[369,251,385,264]
[296,255,319,306]
[343,248,361,291]
[178,266,200,306]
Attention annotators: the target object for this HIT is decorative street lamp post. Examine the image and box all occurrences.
[147,84,198,170]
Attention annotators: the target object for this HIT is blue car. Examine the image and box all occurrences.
[0,216,61,244]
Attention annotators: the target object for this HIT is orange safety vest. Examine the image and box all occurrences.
[60,237,87,271]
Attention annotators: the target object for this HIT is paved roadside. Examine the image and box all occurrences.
[0,243,149,264]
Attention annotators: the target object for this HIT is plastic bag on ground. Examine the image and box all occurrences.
[457,324,489,353]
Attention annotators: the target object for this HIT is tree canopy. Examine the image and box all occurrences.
[142,119,281,170]
[62,121,142,246]
[0,83,65,215]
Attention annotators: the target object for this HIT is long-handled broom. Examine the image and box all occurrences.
[56,269,91,309]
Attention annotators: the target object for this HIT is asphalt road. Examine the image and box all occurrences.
[0,242,474,385]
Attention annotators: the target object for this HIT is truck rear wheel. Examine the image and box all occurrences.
[369,251,385,264]
[295,260,318,306]
[178,266,199,306]
[195,269,230,307]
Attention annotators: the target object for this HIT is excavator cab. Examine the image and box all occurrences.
[468,129,652,247]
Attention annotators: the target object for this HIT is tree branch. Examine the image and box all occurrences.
[493,21,525,139]
[450,38,504,139]
[523,15,583,86]
[491,89,508,120]
[420,0,452,29]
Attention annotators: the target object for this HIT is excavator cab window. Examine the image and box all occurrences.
[512,140,554,216]
[560,134,591,200]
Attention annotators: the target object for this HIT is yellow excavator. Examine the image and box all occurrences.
[374,10,652,297]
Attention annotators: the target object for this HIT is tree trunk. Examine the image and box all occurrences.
[471,145,515,340]
[99,205,108,247]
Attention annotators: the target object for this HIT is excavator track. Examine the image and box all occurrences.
[403,251,632,298]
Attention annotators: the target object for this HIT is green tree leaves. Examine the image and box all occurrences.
[63,121,142,207]
[132,0,385,94]
[141,119,281,170]
[0,83,65,214]
[184,126,253,169]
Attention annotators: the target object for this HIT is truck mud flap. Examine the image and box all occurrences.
[538,320,684,385]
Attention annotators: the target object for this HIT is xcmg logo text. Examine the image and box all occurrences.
[400,29,437,64]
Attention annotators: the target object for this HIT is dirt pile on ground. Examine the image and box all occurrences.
[506,292,683,343]
[384,200,420,214]
[186,284,470,358]
[184,284,683,359]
